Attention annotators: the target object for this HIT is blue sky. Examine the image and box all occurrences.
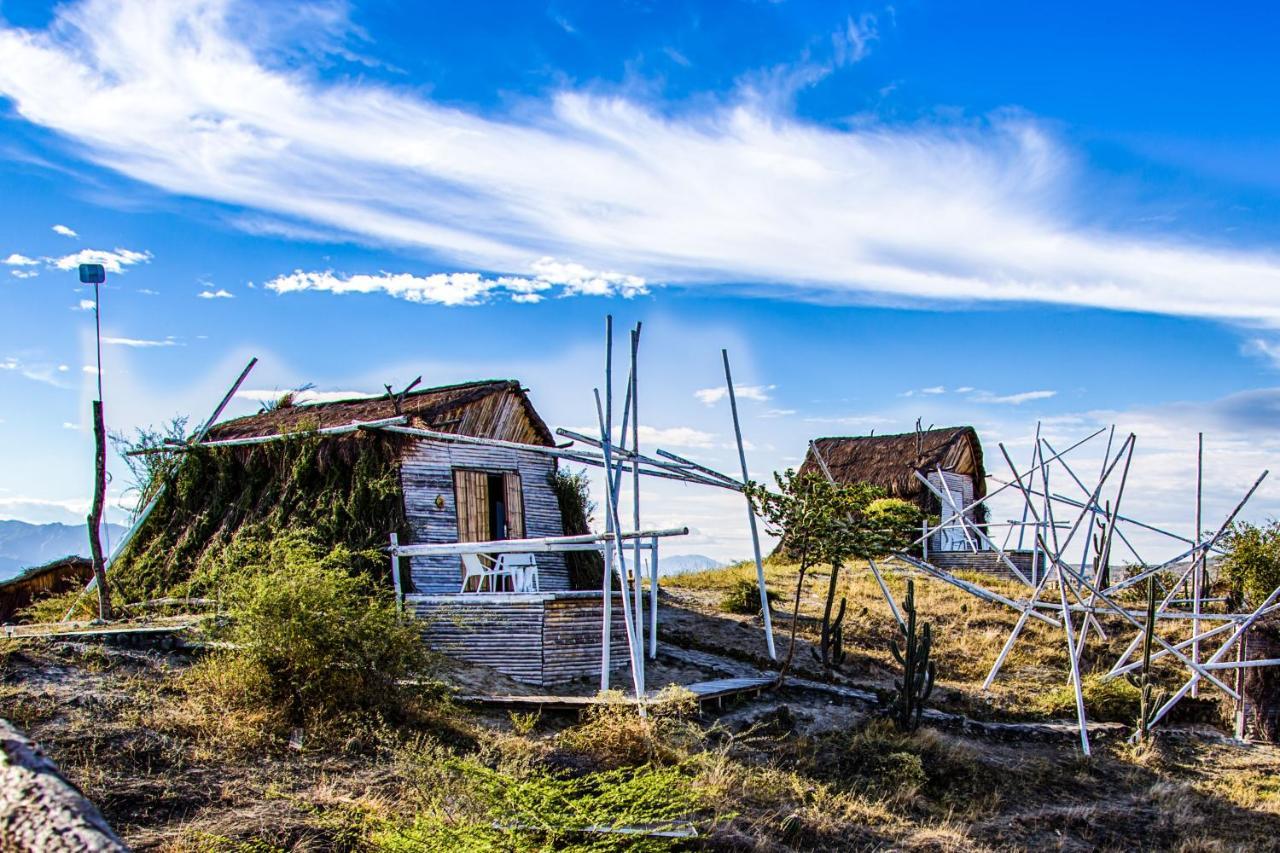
[1,0,1279,561]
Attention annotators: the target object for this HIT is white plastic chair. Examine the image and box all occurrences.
[460,552,512,593]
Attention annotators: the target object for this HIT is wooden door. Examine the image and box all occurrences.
[503,472,525,539]
[453,470,491,579]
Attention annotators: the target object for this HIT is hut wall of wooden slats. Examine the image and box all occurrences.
[399,439,570,595]
[0,558,93,623]
[408,592,629,685]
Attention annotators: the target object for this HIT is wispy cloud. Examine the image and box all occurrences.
[694,384,775,405]
[102,335,179,348]
[266,257,645,307]
[236,388,374,405]
[52,223,78,237]
[760,408,797,419]
[10,270,38,279]
[970,389,1057,405]
[198,288,234,299]
[1243,338,1280,369]
[4,3,1280,323]
[51,247,151,274]
[3,253,38,266]
[0,356,72,388]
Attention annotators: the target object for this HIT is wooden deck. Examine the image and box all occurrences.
[456,675,777,712]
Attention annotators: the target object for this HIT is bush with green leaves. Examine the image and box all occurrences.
[1221,520,1280,609]
[719,576,781,616]
[195,532,432,728]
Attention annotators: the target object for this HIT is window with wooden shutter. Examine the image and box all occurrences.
[504,472,525,539]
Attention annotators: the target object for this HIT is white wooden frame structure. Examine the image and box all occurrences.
[875,423,1277,753]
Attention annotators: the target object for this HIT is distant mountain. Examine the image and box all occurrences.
[0,520,127,581]
[658,554,727,576]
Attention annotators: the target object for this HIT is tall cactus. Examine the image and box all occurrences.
[889,579,936,732]
[1126,575,1168,741]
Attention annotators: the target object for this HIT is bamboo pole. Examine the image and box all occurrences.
[1193,432,1203,698]
[596,386,646,703]
[65,357,259,620]
[600,318,615,691]
[723,349,776,660]
[629,325,645,688]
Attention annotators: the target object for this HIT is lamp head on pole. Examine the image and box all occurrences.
[78,263,105,284]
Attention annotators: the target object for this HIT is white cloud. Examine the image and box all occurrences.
[5,3,1280,322]
[3,253,38,266]
[0,356,72,388]
[74,299,96,311]
[236,388,373,405]
[51,247,151,274]
[198,288,234,299]
[568,424,717,449]
[971,389,1058,405]
[52,224,78,237]
[10,270,38,279]
[920,386,946,395]
[102,336,178,348]
[760,408,796,419]
[955,386,975,393]
[265,257,640,306]
[1244,338,1280,369]
[694,384,774,405]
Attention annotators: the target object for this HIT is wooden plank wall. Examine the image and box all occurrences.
[400,440,570,594]
[409,594,629,685]
[543,596,630,684]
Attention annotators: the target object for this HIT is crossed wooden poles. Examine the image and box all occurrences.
[879,425,1273,754]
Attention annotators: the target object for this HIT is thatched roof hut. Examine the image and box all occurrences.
[800,426,987,523]
[0,556,92,623]
[207,379,556,446]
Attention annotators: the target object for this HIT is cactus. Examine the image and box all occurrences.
[1092,500,1112,588]
[889,579,936,732]
[1126,576,1168,741]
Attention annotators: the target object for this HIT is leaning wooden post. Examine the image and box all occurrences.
[63,357,258,620]
[389,532,403,613]
[723,349,777,660]
[629,326,646,685]
[86,400,113,621]
[1187,432,1198,696]
[599,317,614,690]
[649,534,659,658]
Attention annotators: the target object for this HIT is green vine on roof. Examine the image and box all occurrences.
[108,431,408,602]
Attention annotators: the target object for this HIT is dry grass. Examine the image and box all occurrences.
[4,571,1280,851]
[667,558,1213,724]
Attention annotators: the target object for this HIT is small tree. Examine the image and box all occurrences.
[749,472,922,681]
[110,415,190,520]
[1221,520,1280,610]
[746,470,848,680]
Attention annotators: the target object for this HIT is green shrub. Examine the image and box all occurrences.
[551,467,604,590]
[720,576,781,616]
[1221,520,1280,608]
[200,533,432,728]
[378,744,708,852]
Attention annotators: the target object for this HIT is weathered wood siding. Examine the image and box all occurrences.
[400,439,569,594]
[408,592,629,685]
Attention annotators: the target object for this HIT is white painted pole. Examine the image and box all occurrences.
[599,317,614,691]
[649,535,659,658]
[629,326,645,688]
[1193,432,1203,698]
[723,349,776,660]
[389,532,403,612]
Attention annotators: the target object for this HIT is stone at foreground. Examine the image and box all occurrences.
[0,718,129,852]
